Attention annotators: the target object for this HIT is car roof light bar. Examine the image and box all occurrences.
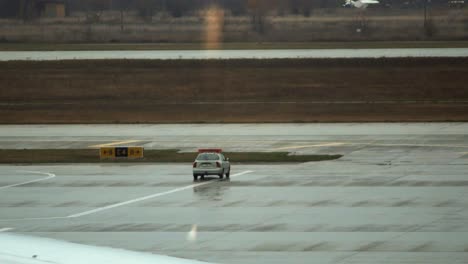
[198,149,222,153]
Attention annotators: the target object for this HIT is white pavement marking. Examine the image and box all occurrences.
[89,140,141,148]
[0,228,13,232]
[271,142,468,152]
[0,171,56,190]
[0,170,253,221]
[68,170,254,218]
[369,143,468,148]
[0,216,67,222]
[271,142,347,151]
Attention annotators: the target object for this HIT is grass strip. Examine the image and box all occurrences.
[1,41,468,51]
[0,149,342,164]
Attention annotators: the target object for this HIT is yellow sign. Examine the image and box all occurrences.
[128,147,144,159]
[100,147,115,159]
[100,147,144,159]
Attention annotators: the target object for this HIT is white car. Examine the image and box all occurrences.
[193,149,230,181]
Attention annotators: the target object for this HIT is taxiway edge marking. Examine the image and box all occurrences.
[0,171,56,190]
[89,140,142,148]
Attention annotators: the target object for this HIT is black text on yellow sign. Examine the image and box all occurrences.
[100,147,144,159]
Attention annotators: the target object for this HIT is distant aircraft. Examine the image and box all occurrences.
[344,0,380,9]
[1,233,211,264]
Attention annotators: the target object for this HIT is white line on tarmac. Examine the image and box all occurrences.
[0,170,253,221]
[67,170,253,218]
[271,142,347,151]
[89,140,142,148]
[0,171,56,190]
[0,216,67,222]
[271,142,468,152]
[370,143,468,148]
[0,228,13,232]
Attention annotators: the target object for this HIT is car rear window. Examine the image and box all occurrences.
[196,153,220,160]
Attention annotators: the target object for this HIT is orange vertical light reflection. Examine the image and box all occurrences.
[204,6,224,49]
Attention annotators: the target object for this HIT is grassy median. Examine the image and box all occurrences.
[1,41,468,51]
[0,149,342,164]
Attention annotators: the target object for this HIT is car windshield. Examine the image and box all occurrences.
[196,153,219,160]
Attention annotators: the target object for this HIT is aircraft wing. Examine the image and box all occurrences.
[0,233,212,264]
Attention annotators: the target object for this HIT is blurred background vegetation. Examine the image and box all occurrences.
[0,0,464,20]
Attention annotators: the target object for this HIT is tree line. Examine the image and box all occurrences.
[0,0,458,19]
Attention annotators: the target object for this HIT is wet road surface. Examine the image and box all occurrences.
[1,48,468,61]
[0,123,468,263]
[0,123,467,153]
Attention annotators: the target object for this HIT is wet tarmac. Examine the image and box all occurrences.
[0,123,467,264]
[1,48,468,61]
[0,123,467,154]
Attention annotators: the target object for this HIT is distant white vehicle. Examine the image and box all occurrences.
[0,233,211,264]
[344,0,380,9]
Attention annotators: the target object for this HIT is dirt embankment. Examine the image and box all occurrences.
[1,58,467,123]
